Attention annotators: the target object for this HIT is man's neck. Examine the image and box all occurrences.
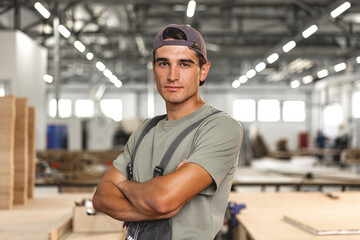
[166,100,205,121]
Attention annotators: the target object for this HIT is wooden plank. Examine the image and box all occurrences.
[0,96,15,210]
[28,106,36,198]
[48,215,72,240]
[14,98,29,205]
[229,192,360,240]
[0,194,92,240]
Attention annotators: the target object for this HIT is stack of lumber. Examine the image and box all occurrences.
[14,98,29,204]
[0,96,37,209]
[0,96,16,209]
[28,107,36,199]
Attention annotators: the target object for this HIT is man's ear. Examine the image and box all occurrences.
[199,62,211,84]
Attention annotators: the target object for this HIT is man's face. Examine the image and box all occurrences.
[153,45,210,107]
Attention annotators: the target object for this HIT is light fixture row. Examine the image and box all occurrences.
[290,56,360,89]
[232,1,352,89]
[34,2,122,88]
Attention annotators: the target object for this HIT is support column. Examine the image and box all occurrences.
[53,16,61,118]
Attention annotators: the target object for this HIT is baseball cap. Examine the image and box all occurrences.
[153,24,207,61]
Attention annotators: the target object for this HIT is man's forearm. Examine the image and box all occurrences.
[117,177,187,217]
[93,180,177,221]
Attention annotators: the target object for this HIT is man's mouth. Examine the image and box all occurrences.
[165,86,182,91]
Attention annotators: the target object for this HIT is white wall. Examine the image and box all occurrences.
[0,30,47,150]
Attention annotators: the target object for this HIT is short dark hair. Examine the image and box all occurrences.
[152,27,207,86]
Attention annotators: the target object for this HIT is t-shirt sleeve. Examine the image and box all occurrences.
[186,114,243,195]
[113,120,149,178]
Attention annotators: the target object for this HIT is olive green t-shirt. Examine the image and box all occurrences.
[113,103,243,240]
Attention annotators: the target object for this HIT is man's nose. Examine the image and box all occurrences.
[168,65,180,81]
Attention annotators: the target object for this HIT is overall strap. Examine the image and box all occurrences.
[153,110,222,177]
[127,114,167,180]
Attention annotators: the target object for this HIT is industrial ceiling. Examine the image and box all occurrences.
[1,0,360,90]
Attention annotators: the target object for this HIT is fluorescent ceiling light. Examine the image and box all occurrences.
[239,75,248,84]
[246,69,256,79]
[58,25,71,38]
[302,25,318,38]
[34,2,50,19]
[74,40,86,53]
[356,56,360,64]
[187,0,196,17]
[290,80,300,88]
[109,75,117,83]
[317,69,329,79]
[331,2,351,18]
[282,40,296,53]
[114,80,123,88]
[267,53,279,64]
[302,75,314,84]
[334,62,346,72]
[86,52,94,60]
[255,62,266,72]
[135,35,147,56]
[232,80,241,88]
[43,74,53,83]
[103,69,112,78]
[96,61,106,72]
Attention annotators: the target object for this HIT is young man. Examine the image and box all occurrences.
[92,24,243,240]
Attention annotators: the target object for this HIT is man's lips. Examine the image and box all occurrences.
[165,86,182,91]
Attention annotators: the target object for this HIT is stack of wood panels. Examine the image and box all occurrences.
[27,107,36,199]
[0,96,16,209]
[14,98,29,205]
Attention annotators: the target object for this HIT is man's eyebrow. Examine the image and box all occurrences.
[154,58,197,64]
[155,57,168,62]
[179,59,196,64]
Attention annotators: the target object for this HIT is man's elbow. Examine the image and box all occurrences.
[92,191,103,212]
[150,195,178,214]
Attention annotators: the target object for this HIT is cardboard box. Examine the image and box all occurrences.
[73,206,124,233]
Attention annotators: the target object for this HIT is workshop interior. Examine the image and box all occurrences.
[1,0,360,239]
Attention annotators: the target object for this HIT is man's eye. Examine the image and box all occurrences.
[181,63,190,67]
[159,62,168,66]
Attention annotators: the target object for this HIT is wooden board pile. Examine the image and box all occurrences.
[0,96,36,209]
[0,96,16,209]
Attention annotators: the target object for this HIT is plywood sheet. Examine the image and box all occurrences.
[14,98,28,205]
[283,193,360,235]
[0,194,92,240]
[0,96,15,209]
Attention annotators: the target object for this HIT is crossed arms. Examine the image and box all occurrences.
[92,162,213,222]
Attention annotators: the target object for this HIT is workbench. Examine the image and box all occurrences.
[228,191,360,240]
[0,193,125,240]
[233,159,360,191]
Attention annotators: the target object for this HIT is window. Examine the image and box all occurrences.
[75,99,94,118]
[0,84,4,97]
[49,99,72,118]
[258,99,280,122]
[233,99,256,122]
[100,99,123,121]
[323,103,343,137]
[353,92,360,118]
[283,101,305,122]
